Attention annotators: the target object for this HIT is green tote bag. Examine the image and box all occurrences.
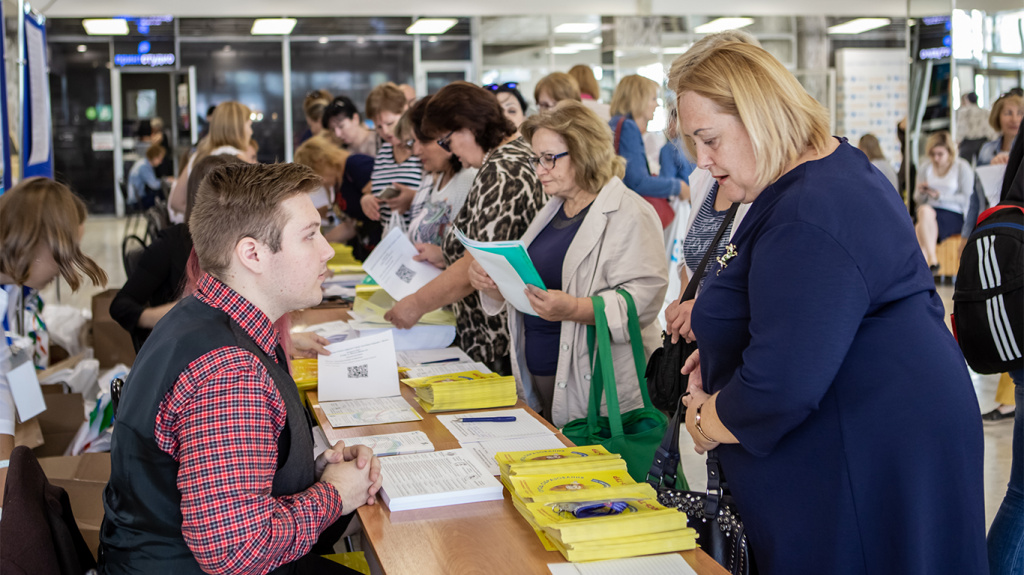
[562,289,668,482]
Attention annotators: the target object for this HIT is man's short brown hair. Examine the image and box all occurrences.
[365,82,407,122]
[190,163,322,278]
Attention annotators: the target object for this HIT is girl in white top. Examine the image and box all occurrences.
[404,95,478,249]
[913,131,973,270]
[0,178,107,502]
[167,101,254,222]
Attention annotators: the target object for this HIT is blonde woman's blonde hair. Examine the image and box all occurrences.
[609,75,658,121]
[925,130,958,169]
[668,42,831,191]
[195,101,251,162]
[534,72,581,104]
[567,64,601,100]
[294,136,350,177]
[520,100,625,194]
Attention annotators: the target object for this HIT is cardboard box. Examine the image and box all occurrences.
[39,452,111,560]
[91,289,136,368]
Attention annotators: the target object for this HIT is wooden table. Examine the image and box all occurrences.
[307,385,729,575]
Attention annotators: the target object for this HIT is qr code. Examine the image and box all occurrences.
[348,364,369,378]
[396,264,416,284]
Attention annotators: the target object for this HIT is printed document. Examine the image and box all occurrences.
[363,228,443,301]
[437,408,553,442]
[379,448,504,511]
[454,228,545,316]
[342,430,435,456]
[464,435,567,476]
[319,396,422,427]
[318,331,399,401]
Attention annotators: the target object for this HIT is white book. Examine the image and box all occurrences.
[342,431,435,456]
[547,554,695,575]
[379,449,505,512]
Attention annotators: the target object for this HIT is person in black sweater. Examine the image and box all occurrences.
[111,155,245,351]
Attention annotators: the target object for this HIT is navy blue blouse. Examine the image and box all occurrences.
[691,139,987,574]
[523,203,590,376]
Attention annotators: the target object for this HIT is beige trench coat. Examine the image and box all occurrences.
[481,177,668,427]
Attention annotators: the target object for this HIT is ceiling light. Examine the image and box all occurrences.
[318,37,329,44]
[406,19,457,35]
[554,23,599,34]
[77,45,88,53]
[82,19,129,35]
[550,46,581,55]
[662,45,692,55]
[251,18,297,35]
[827,18,892,34]
[564,43,599,51]
[592,37,602,44]
[694,17,755,34]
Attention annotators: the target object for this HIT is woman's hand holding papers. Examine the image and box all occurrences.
[318,441,384,515]
[525,285,592,323]
[384,295,426,329]
[289,331,332,359]
[468,260,503,303]
[412,243,446,269]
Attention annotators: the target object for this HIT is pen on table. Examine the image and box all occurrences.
[455,416,517,423]
[420,358,460,364]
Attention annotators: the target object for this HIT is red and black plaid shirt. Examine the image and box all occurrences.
[153,274,342,574]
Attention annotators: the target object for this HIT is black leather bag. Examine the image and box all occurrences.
[647,403,756,575]
[646,201,739,411]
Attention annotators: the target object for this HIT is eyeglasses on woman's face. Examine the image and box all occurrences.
[528,151,569,170]
[436,131,454,152]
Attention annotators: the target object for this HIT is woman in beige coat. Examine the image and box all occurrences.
[469,101,667,426]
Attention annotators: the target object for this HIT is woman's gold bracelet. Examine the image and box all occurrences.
[695,403,717,444]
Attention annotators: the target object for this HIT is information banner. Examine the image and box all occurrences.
[21,9,52,180]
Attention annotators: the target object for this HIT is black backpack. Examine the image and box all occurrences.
[951,202,1024,374]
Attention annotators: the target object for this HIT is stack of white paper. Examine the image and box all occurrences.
[342,430,435,456]
[319,396,423,428]
[547,554,696,575]
[379,449,505,511]
[436,409,553,443]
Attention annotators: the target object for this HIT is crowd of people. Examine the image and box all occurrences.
[0,32,1020,575]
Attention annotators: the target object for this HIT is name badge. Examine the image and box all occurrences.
[4,345,46,422]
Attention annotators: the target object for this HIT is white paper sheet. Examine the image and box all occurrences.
[356,325,456,351]
[342,430,434,456]
[403,362,492,379]
[547,554,696,575]
[464,435,567,476]
[976,164,1008,209]
[300,320,356,344]
[363,228,443,301]
[25,23,50,167]
[8,351,46,421]
[319,396,423,427]
[317,331,399,401]
[437,408,553,443]
[396,347,474,367]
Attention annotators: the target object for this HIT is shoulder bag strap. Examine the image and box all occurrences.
[647,400,685,489]
[586,295,624,439]
[613,116,626,155]
[618,289,653,409]
[679,199,740,304]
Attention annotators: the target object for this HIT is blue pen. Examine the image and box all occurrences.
[455,416,517,423]
[420,358,460,365]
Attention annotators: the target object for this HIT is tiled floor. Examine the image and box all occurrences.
[47,215,1015,530]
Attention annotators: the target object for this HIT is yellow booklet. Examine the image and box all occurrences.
[510,471,654,504]
[402,371,499,388]
[548,529,698,562]
[495,446,621,477]
[528,497,687,544]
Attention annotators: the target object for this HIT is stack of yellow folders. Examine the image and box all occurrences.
[496,446,697,562]
[402,370,517,412]
[327,243,365,276]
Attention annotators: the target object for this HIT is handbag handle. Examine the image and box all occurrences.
[679,193,740,304]
[646,400,684,489]
[585,289,652,439]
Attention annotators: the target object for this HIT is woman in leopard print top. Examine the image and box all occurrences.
[386,82,546,371]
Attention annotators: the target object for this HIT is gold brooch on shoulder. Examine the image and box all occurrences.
[716,244,738,276]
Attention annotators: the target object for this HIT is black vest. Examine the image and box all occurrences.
[99,296,314,574]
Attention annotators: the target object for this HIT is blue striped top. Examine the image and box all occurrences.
[682,182,732,291]
[370,142,423,225]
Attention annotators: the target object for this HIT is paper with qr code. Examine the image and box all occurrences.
[318,330,400,401]
[362,228,443,301]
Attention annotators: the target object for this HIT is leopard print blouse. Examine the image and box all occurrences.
[441,137,546,367]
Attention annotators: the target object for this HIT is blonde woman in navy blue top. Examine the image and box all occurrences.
[672,41,986,574]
